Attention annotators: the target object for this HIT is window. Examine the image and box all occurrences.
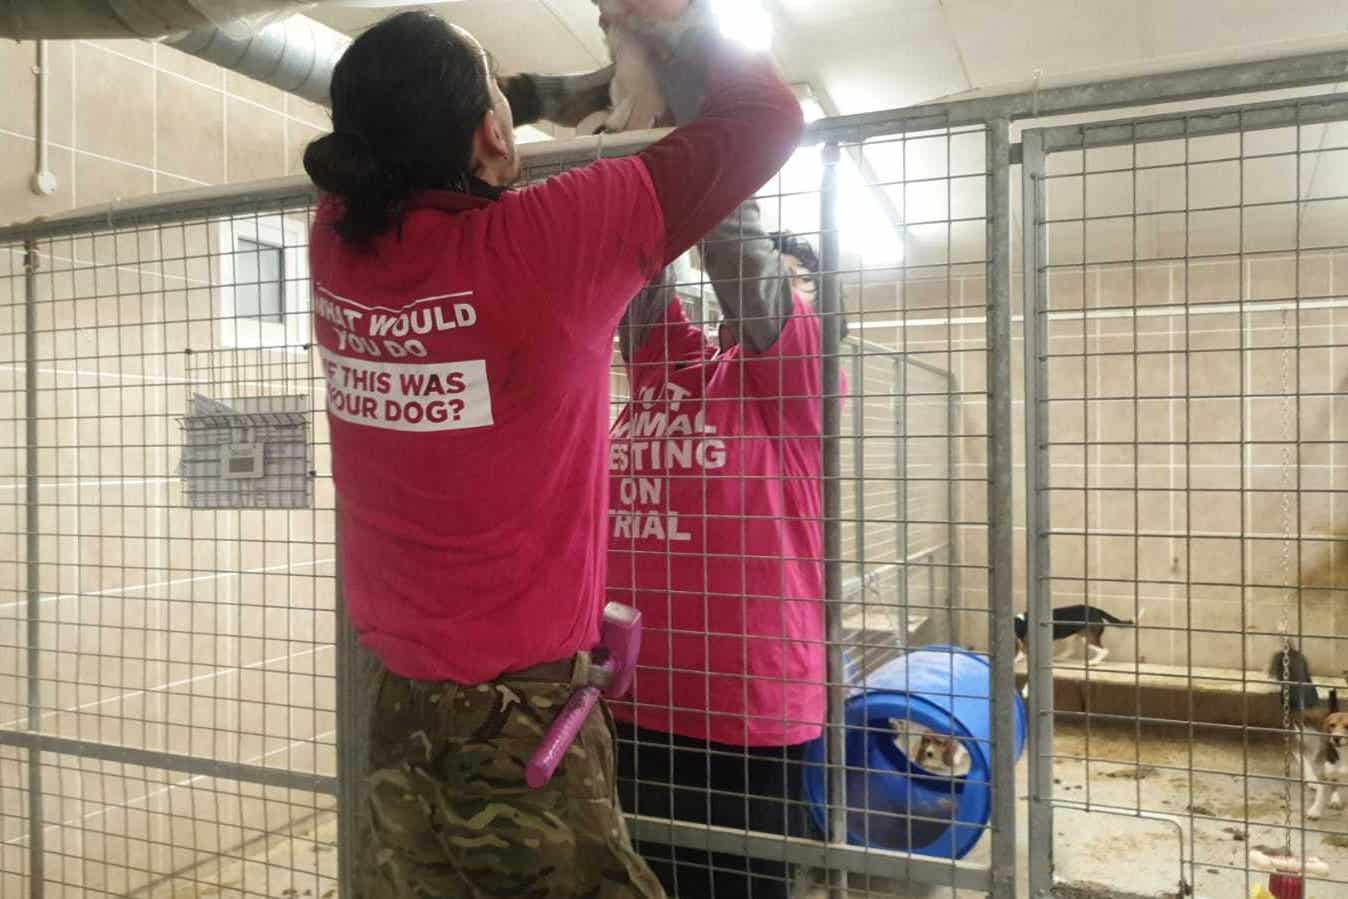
[234,237,284,324]
[214,215,310,350]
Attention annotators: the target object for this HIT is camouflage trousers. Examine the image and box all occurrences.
[357,666,667,899]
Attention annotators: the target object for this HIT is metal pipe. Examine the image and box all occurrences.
[164,14,350,108]
[30,41,56,196]
[22,240,43,899]
[1020,127,1056,899]
[3,3,347,130]
[984,118,1017,899]
[818,140,849,899]
[848,335,952,379]
[850,348,864,605]
[0,0,311,39]
[894,356,909,642]
[801,49,1348,144]
[0,728,338,795]
[1036,89,1348,152]
[945,364,961,645]
[927,555,935,630]
[626,815,992,891]
[1048,802,1190,898]
[333,501,356,899]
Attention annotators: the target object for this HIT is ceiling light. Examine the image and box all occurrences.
[711,0,772,52]
[799,97,824,124]
[837,152,904,267]
[770,146,905,268]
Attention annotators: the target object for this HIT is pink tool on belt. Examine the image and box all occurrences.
[525,602,643,789]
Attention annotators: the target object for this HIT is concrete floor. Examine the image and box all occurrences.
[148,813,338,899]
[141,720,1348,898]
[1042,722,1348,899]
[780,718,1348,898]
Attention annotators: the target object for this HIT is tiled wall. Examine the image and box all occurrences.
[0,62,336,885]
[0,238,337,896]
[1,38,331,225]
[0,47,563,886]
[1041,252,1348,671]
[879,251,1348,671]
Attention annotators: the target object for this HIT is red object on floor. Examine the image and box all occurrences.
[1268,874,1305,899]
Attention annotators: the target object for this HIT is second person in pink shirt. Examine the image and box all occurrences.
[608,199,827,899]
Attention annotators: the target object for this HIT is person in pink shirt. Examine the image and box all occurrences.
[608,200,828,899]
[302,3,803,896]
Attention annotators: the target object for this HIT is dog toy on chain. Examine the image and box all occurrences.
[1249,848,1330,899]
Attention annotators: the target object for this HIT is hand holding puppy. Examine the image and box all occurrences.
[598,0,717,57]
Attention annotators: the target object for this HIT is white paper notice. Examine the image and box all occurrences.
[320,347,494,433]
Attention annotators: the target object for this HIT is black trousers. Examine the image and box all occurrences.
[614,721,811,899]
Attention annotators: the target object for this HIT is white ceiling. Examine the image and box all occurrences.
[310,0,1348,117]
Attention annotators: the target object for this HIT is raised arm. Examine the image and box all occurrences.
[634,5,804,267]
[503,1,802,343]
[700,198,794,353]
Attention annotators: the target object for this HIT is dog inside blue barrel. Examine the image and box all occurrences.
[886,717,973,779]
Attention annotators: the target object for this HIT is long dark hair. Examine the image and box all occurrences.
[303,11,494,244]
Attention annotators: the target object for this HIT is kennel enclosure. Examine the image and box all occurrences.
[0,47,1346,899]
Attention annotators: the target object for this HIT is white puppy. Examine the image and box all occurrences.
[580,2,670,134]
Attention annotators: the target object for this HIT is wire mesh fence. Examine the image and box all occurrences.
[837,341,957,674]
[1024,93,1348,898]
[0,120,1011,898]
[0,199,338,898]
[543,124,1006,896]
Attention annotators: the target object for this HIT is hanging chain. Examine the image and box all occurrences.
[1278,305,1296,853]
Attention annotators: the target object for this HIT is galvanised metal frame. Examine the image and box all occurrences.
[1022,90,1348,898]
[0,46,1343,899]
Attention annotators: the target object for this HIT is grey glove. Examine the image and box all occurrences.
[643,2,722,126]
[502,66,615,128]
[648,27,718,125]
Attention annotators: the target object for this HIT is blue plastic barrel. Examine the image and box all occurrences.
[802,645,1026,859]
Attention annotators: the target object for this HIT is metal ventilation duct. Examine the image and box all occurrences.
[165,13,348,107]
[1,0,347,107]
[1,0,313,39]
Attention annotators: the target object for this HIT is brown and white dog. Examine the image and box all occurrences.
[1321,705,1348,818]
[889,718,972,778]
[1013,605,1142,666]
[1270,648,1348,820]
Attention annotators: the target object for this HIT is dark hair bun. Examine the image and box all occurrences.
[307,11,495,243]
[303,131,382,198]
